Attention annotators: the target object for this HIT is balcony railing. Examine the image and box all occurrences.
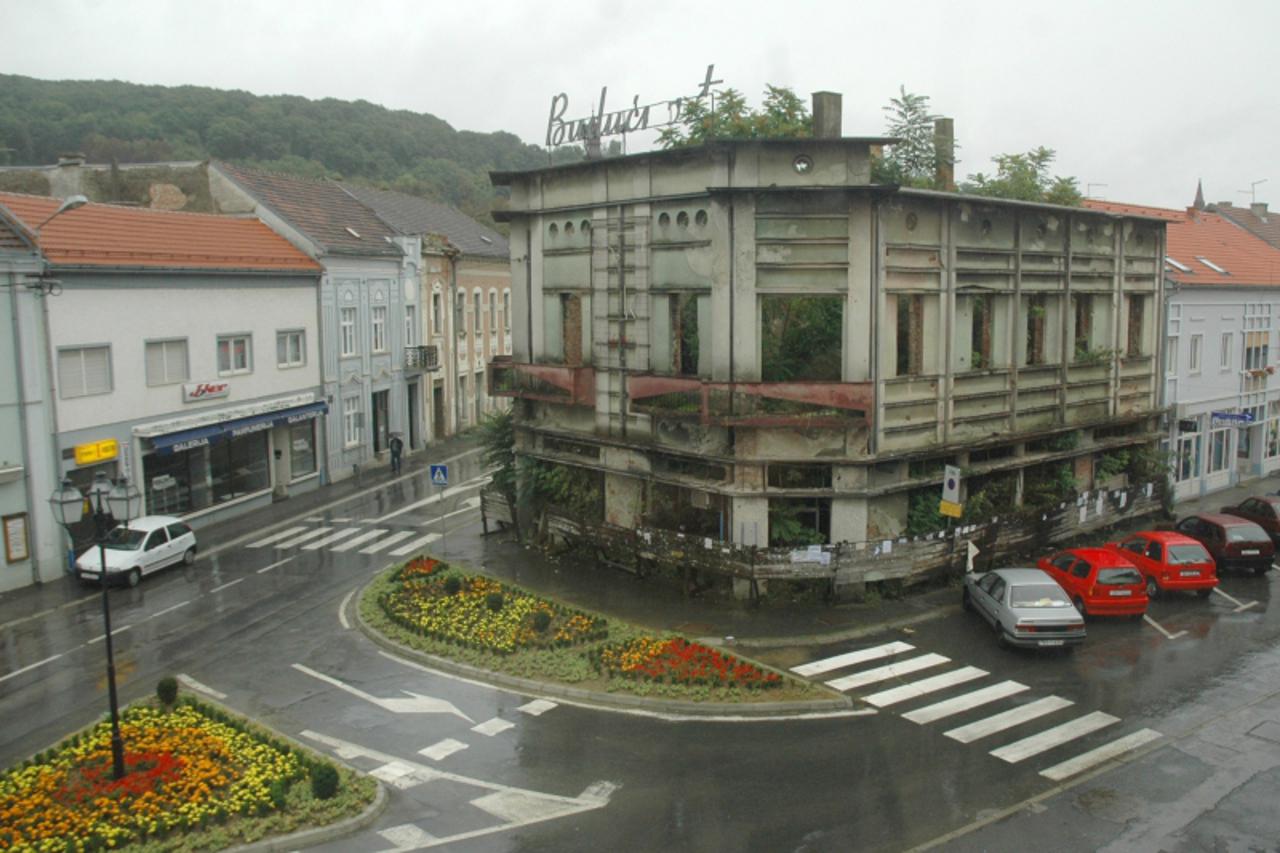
[405,345,440,371]
[488,357,596,407]
[628,374,874,428]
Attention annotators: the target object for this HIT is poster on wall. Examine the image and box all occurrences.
[3,513,29,563]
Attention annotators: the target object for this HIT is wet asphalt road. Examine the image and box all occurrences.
[2,458,1279,852]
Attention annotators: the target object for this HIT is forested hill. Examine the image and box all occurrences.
[0,74,562,222]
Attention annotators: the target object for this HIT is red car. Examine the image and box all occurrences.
[1102,531,1218,599]
[1037,547,1149,618]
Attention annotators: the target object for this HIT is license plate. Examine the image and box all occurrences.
[1242,549,1260,555]
[1039,639,1064,647]
[1180,570,1200,577]
[1110,589,1132,597]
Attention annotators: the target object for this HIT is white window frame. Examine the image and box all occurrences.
[1166,335,1178,376]
[57,344,113,399]
[405,304,417,347]
[431,291,443,336]
[145,338,189,386]
[1221,332,1233,371]
[217,334,252,376]
[473,290,482,333]
[276,329,305,368]
[371,305,387,353]
[340,307,357,357]
[488,288,497,334]
[1207,425,1232,473]
[1188,333,1202,375]
[342,394,362,447]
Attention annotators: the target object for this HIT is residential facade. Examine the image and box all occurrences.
[210,164,419,479]
[491,95,1165,548]
[0,192,325,586]
[339,185,513,442]
[1089,199,1280,500]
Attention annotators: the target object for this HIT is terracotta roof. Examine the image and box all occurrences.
[1209,202,1280,252]
[0,192,321,272]
[1085,199,1280,286]
[339,183,510,260]
[214,162,403,258]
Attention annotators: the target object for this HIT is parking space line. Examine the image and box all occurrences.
[302,528,364,550]
[791,641,915,677]
[88,624,132,644]
[825,653,949,692]
[1039,728,1162,781]
[360,531,414,554]
[331,529,388,552]
[1143,613,1188,640]
[945,696,1074,744]
[210,578,244,594]
[245,526,307,548]
[864,666,989,708]
[903,681,1030,725]
[1211,586,1259,613]
[989,710,1119,763]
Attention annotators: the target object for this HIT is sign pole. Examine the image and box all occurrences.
[430,464,449,560]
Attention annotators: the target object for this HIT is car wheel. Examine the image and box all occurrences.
[1073,596,1089,620]
[962,588,973,612]
[183,547,196,566]
[127,568,142,588]
[1145,577,1159,599]
[994,620,1008,648]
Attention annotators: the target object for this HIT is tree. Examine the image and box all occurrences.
[872,87,948,188]
[960,146,1082,206]
[478,409,521,539]
[657,85,810,148]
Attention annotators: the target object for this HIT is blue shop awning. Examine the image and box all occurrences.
[149,401,328,455]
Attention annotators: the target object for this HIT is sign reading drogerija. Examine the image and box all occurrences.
[545,64,721,148]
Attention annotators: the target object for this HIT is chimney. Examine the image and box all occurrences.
[811,92,842,139]
[1252,202,1269,218]
[933,118,956,191]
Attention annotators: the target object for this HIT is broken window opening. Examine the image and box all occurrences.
[652,453,728,482]
[1126,295,1146,357]
[644,482,725,537]
[561,293,583,365]
[968,294,993,369]
[767,464,833,490]
[768,497,831,546]
[671,294,700,376]
[1073,294,1093,360]
[1025,294,1047,366]
[895,294,924,376]
[761,295,843,382]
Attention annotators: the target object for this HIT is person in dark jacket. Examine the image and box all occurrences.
[389,434,404,475]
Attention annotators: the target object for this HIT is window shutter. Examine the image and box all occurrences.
[146,342,165,385]
[83,347,110,393]
[58,349,85,397]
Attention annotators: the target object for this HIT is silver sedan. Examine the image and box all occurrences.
[962,567,1086,650]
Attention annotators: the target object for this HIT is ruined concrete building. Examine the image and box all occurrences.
[489,93,1166,549]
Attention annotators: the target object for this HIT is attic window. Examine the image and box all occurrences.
[345,227,361,239]
[1165,256,1192,273]
[1196,256,1228,275]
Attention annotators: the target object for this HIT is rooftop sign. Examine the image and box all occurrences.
[545,65,722,148]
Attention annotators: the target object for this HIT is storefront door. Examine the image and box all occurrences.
[371,390,389,454]
[407,382,420,450]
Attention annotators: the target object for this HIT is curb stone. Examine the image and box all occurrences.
[353,573,856,718]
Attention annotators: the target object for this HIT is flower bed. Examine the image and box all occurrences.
[590,636,783,689]
[0,700,353,851]
[380,560,607,655]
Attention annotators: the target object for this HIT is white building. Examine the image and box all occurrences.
[0,191,325,576]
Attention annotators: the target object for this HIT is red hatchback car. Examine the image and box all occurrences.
[1102,531,1218,599]
[1037,547,1149,618]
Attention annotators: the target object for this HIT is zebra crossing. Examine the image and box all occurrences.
[791,640,1161,781]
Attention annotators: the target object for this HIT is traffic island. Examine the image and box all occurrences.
[357,556,852,714]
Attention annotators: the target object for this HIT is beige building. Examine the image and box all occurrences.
[490,95,1166,548]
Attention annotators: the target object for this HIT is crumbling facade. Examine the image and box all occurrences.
[490,96,1165,550]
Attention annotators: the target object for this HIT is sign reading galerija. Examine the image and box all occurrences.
[545,65,722,148]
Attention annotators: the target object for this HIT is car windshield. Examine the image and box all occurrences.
[103,528,146,550]
[1009,583,1070,608]
[1226,523,1266,542]
[1098,567,1142,585]
[1168,543,1210,564]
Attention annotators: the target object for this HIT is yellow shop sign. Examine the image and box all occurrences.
[74,439,119,465]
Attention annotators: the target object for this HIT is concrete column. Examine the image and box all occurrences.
[731,495,768,547]
[604,472,643,528]
[830,496,868,543]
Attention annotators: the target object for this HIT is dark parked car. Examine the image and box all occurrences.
[1220,495,1280,547]
[1174,512,1274,576]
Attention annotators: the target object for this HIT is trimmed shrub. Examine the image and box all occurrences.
[443,576,462,595]
[310,763,339,800]
[156,676,179,706]
[531,610,552,633]
[486,591,504,613]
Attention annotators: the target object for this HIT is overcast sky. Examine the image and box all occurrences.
[3,0,1276,209]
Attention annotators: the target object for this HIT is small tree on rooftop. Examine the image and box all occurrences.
[658,85,811,148]
[961,146,1083,206]
[872,87,952,189]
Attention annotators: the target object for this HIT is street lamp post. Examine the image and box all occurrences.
[49,472,142,781]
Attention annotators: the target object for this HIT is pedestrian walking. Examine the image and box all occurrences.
[389,433,404,475]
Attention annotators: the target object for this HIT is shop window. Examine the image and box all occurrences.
[1207,426,1231,473]
[340,307,358,356]
[1176,422,1201,482]
[1267,401,1280,458]
[894,294,923,377]
[289,420,317,477]
[145,339,189,386]
[217,335,252,375]
[761,294,842,381]
[276,330,305,368]
[371,305,387,353]
[58,345,112,398]
[143,432,269,515]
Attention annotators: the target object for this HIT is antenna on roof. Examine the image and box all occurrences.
[1238,178,1268,204]
[1085,183,1108,199]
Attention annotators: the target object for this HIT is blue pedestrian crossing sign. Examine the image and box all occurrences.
[430,464,448,487]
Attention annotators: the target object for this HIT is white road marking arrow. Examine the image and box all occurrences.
[292,663,474,723]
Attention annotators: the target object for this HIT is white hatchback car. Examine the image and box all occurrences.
[76,516,198,587]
